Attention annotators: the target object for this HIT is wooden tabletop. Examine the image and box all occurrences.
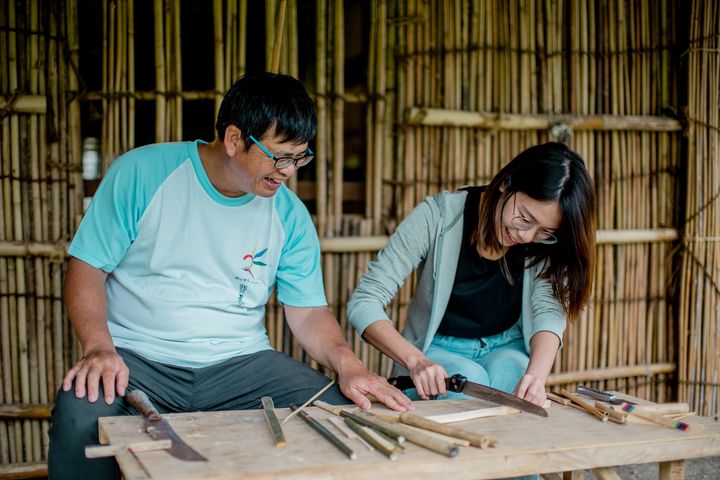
[98,398,720,479]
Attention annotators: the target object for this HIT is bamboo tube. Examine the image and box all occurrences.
[153,0,166,142]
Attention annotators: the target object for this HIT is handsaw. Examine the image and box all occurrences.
[388,373,548,417]
[125,390,208,462]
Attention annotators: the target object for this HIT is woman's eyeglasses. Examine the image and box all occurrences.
[510,193,558,245]
[249,135,314,169]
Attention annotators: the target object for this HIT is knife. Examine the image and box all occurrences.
[576,385,635,406]
[125,389,208,462]
[388,374,548,417]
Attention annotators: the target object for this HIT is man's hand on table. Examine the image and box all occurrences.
[337,360,415,412]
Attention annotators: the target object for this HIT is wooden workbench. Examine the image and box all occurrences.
[97,398,719,479]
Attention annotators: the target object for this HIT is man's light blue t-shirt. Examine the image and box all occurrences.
[68,140,327,368]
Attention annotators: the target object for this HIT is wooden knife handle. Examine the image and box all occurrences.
[126,390,160,420]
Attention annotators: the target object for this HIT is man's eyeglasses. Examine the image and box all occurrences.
[248,135,314,169]
[511,193,558,245]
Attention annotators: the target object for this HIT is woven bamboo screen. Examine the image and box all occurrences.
[0,0,83,468]
[1,0,719,472]
[678,0,720,418]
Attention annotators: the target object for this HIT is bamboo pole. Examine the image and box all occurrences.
[316,0,328,237]
[173,0,182,140]
[372,0,386,233]
[404,108,682,131]
[331,0,344,235]
[269,0,287,73]
[0,96,47,114]
[153,0,166,142]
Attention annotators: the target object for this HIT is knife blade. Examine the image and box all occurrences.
[576,385,635,405]
[388,374,548,417]
[125,390,208,462]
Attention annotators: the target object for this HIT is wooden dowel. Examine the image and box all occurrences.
[282,380,334,424]
[85,439,172,458]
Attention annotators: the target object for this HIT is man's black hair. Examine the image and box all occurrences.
[215,72,317,150]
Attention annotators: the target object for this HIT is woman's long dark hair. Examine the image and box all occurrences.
[473,142,596,321]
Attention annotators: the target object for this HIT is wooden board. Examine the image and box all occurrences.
[98,399,720,480]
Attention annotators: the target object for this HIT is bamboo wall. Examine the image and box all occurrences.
[0,0,83,469]
[1,0,718,473]
[354,0,684,405]
[678,0,720,418]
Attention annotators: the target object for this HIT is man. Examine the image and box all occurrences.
[48,72,412,478]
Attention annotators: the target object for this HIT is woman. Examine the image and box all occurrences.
[347,142,596,406]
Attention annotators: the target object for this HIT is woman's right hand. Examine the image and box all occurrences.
[407,357,449,399]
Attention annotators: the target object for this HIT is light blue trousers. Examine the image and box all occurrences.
[421,322,529,399]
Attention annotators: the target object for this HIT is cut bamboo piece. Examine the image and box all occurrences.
[326,416,374,451]
[399,412,494,449]
[261,397,286,448]
[349,410,458,457]
[561,389,608,423]
[593,402,627,425]
[546,392,572,406]
[343,418,396,460]
[618,403,702,432]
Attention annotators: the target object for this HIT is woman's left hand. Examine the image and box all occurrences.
[513,374,547,406]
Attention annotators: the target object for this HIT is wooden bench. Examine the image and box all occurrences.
[96,398,719,479]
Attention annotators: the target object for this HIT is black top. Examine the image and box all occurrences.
[437,187,526,339]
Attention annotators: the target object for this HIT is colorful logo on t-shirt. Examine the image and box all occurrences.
[241,247,269,279]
